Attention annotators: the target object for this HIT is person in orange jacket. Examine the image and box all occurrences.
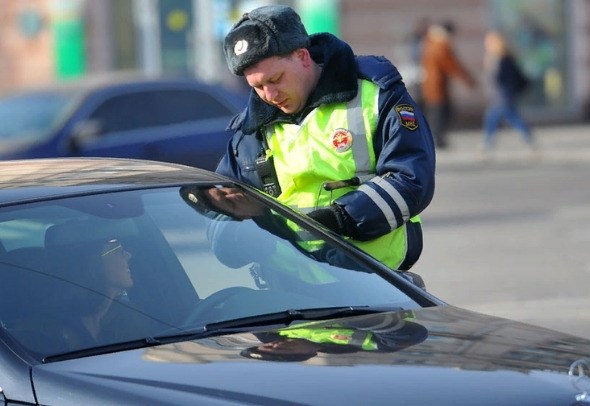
[420,21,476,149]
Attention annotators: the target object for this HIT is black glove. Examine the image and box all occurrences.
[308,204,351,236]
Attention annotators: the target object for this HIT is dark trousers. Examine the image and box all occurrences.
[425,103,451,149]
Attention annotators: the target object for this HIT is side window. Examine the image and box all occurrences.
[150,89,234,125]
[87,89,234,135]
[0,219,49,250]
[88,93,158,133]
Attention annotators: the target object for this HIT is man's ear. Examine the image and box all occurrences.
[295,48,312,67]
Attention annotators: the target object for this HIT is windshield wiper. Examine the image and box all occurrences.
[43,336,162,363]
[44,306,404,362]
[146,306,394,344]
[206,305,398,331]
[154,306,403,344]
[200,306,404,336]
[154,305,403,344]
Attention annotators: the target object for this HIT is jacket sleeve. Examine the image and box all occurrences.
[334,84,436,240]
[440,43,476,87]
[215,134,243,179]
[215,129,265,188]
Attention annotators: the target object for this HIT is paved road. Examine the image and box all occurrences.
[411,123,590,339]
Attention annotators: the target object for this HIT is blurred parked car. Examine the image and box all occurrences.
[1,157,590,405]
[0,74,247,170]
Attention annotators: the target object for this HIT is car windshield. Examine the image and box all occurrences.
[0,185,418,362]
[0,90,77,142]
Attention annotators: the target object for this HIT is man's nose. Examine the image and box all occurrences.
[264,85,278,102]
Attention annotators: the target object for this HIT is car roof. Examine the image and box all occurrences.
[0,157,231,205]
[4,72,245,103]
[14,71,194,90]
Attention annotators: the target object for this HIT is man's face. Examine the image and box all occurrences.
[101,240,133,290]
[244,49,313,114]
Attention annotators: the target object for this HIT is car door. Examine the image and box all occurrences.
[69,86,238,170]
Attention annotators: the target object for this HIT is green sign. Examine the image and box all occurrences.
[52,1,86,79]
[297,0,339,36]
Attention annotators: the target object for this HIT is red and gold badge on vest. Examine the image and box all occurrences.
[395,104,419,131]
[330,128,353,153]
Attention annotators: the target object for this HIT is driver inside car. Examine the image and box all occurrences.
[59,238,145,349]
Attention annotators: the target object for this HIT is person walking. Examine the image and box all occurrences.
[216,5,436,271]
[407,18,431,110]
[421,21,476,149]
[481,30,537,158]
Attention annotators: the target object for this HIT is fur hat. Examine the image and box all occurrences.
[224,5,310,76]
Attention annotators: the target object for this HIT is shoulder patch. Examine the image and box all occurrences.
[395,104,418,131]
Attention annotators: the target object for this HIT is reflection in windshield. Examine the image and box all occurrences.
[143,304,590,376]
[239,311,427,362]
[0,91,76,141]
[0,186,416,362]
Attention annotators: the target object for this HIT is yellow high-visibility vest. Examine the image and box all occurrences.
[265,80,420,269]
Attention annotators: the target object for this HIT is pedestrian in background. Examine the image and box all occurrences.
[408,17,431,110]
[481,30,537,159]
[421,21,476,149]
[217,5,436,271]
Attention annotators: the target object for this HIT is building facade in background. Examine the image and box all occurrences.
[0,0,588,126]
[340,0,588,125]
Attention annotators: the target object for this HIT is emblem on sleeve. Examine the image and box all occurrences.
[330,128,353,153]
[395,104,418,131]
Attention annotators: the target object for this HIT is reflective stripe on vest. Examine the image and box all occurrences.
[265,79,420,269]
[347,80,372,180]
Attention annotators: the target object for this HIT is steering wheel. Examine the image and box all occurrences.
[184,286,256,325]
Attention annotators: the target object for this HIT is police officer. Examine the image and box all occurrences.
[217,5,435,271]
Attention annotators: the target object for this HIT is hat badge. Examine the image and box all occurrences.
[234,40,248,55]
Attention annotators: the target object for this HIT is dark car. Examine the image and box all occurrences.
[1,157,590,406]
[0,74,246,170]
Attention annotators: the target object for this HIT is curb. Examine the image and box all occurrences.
[435,124,590,167]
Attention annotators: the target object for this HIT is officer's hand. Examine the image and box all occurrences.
[307,205,349,236]
[206,187,266,219]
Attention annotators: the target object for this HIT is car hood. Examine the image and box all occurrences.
[31,306,590,406]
